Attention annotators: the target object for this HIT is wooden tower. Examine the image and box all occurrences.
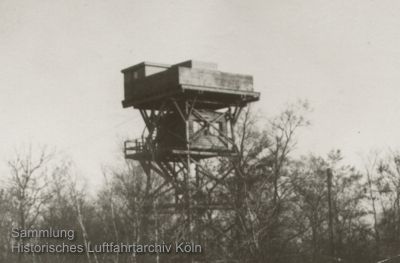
[121,60,259,258]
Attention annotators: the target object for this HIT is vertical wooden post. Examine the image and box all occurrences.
[230,106,243,260]
[327,168,335,262]
[185,101,194,263]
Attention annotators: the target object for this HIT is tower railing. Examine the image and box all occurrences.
[124,138,148,156]
[124,133,160,158]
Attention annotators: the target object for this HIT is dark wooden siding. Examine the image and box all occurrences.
[156,110,230,152]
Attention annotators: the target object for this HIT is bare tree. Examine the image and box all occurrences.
[0,188,13,262]
[7,145,54,230]
[226,100,312,263]
[376,151,400,257]
[363,151,382,258]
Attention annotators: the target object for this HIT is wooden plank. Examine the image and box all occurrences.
[178,67,253,91]
[181,84,259,97]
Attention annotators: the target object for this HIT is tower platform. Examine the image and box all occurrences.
[121,60,260,109]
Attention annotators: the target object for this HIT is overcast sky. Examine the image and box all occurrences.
[1,0,400,188]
